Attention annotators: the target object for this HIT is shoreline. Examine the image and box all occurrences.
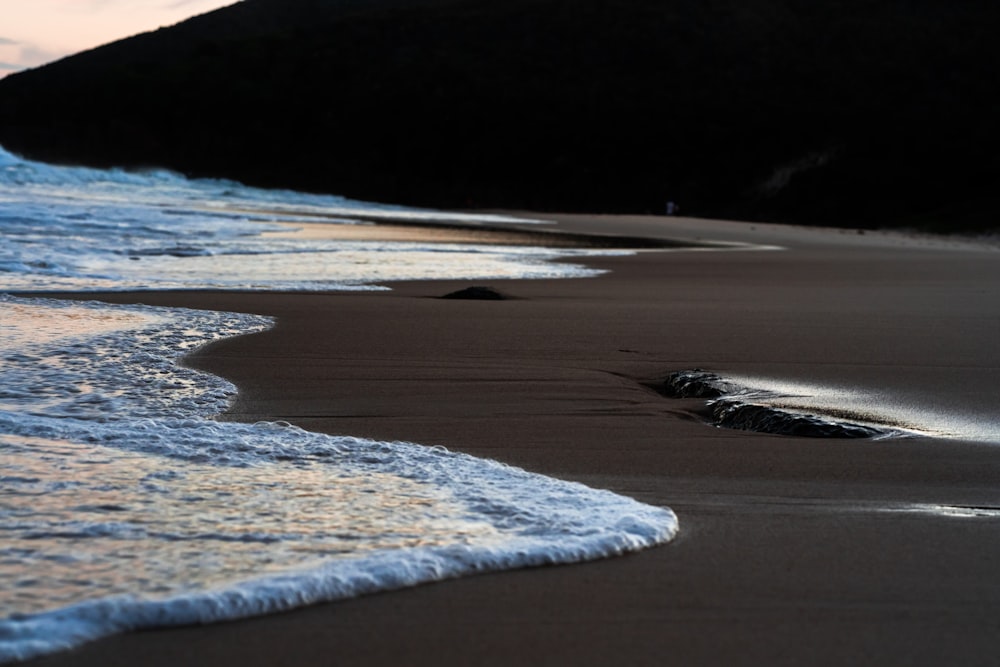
[24,213,1000,666]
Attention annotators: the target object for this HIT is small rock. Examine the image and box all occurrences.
[440,286,508,300]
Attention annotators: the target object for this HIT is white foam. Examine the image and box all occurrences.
[0,145,612,292]
[0,296,677,662]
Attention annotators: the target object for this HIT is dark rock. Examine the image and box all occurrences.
[655,369,733,399]
[440,286,508,301]
[709,399,885,439]
[655,369,896,439]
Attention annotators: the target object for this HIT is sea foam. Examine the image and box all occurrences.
[0,146,673,662]
[0,145,614,292]
[0,296,677,662]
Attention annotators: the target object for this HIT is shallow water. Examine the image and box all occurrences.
[0,153,676,663]
[0,296,677,661]
[0,145,615,292]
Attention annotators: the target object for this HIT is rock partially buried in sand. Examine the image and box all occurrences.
[654,369,897,439]
[654,369,738,398]
[440,286,509,300]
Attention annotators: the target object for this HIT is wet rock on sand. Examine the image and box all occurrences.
[440,286,509,300]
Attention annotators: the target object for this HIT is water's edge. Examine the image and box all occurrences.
[0,295,678,663]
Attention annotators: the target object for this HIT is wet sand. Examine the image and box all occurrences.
[29,214,1000,666]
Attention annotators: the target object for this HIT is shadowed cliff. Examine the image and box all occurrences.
[0,0,997,230]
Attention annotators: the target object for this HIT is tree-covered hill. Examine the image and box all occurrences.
[0,0,997,230]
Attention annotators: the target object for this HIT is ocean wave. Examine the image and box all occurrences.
[0,296,677,662]
[1,512,672,663]
[0,144,608,291]
[123,246,213,258]
[0,145,536,225]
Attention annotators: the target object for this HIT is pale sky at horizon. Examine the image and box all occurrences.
[0,0,238,78]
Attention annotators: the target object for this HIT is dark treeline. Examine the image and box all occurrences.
[0,0,997,230]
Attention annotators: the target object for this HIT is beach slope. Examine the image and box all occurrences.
[31,215,1000,666]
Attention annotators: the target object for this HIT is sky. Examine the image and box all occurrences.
[0,0,238,78]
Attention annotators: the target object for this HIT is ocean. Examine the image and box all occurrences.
[0,147,678,662]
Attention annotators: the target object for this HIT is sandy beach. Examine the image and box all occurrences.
[28,213,1000,666]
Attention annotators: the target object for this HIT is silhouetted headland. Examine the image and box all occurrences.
[1,0,997,231]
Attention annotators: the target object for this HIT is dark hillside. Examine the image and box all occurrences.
[0,0,997,230]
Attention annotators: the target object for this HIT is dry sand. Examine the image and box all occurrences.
[30,214,1000,666]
